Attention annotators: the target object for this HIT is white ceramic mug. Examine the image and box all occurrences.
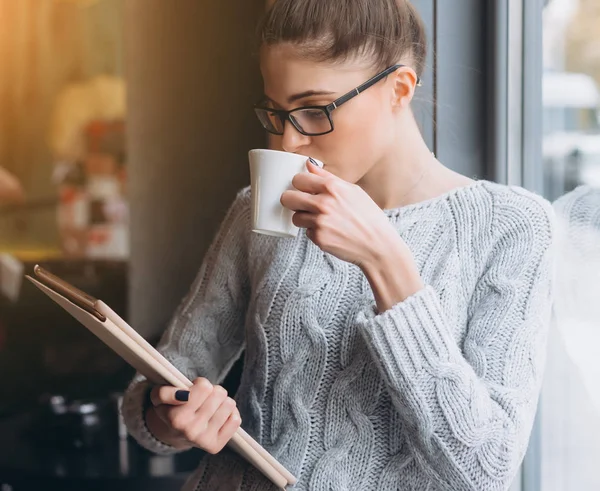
[249,149,321,238]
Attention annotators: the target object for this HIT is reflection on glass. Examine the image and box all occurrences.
[541,0,600,490]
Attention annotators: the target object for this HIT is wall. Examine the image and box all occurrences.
[411,0,487,180]
[126,0,266,338]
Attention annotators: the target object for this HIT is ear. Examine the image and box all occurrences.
[391,67,419,109]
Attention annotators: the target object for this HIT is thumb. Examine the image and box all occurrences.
[150,385,191,407]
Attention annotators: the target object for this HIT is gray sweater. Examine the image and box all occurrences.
[122,180,554,491]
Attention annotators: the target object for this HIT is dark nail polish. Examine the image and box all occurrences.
[309,157,319,167]
[175,390,190,402]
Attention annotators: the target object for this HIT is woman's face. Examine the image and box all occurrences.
[260,43,403,184]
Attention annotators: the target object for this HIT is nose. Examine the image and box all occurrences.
[281,121,311,154]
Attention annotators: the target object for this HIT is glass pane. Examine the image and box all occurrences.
[0,0,130,413]
[541,1,600,489]
[0,0,128,260]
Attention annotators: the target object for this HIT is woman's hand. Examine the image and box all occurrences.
[281,160,404,268]
[280,160,424,310]
[147,378,241,454]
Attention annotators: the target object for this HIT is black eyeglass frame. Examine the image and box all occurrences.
[254,64,421,137]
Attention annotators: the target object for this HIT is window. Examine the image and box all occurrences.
[538,1,600,490]
[0,0,128,260]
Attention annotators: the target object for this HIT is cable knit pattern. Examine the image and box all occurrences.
[121,180,554,491]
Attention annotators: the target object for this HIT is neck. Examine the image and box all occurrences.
[357,114,442,210]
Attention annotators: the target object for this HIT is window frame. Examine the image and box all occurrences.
[487,0,545,489]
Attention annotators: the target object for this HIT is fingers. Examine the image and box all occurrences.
[292,211,317,230]
[151,378,213,425]
[285,161,345,213]
[215,410,242,449]
[281,189,320,213]
[152,378,241,455]
[184,387,239,454]
[208,397,238,435]
[188,377,215,408]
[291,171,327,194]
[195,385,228,424]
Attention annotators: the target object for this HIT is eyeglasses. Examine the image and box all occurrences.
[254,64,421,137]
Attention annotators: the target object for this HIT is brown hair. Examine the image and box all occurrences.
[259,0,427,78]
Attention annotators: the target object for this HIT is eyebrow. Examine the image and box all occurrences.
[287,90,336,104]
[263,90,337,107]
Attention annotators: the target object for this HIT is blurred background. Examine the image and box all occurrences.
[0,0,598,490]
[0,0,264,489]
[543,0,600,200]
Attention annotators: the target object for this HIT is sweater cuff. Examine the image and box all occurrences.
[120,380,181,455]
[356,286,459,380]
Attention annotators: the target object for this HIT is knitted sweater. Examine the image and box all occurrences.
[122,180,554,491]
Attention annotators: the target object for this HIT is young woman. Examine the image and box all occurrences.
[122,1,555,489]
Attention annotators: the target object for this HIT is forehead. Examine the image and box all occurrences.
[260,43,372,97]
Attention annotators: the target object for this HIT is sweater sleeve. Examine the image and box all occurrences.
[356,191,555,490]
[121,188,251,455]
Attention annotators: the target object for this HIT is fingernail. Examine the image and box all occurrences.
[175,390,190,402]
[309,157,321,168]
